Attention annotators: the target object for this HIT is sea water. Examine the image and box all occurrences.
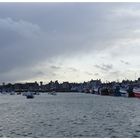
[0,92,139,137]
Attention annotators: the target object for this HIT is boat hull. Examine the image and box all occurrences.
[120,89,128,97]
[134,92,140,98]
[133,89,140,98]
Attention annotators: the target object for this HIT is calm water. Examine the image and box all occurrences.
[0,92,140,137]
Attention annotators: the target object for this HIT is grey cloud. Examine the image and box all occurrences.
[0,68,41,83]
[85,71,93,76]
[0,3,139,82]
[35,71,45,76]
[110,71,120,76]
[0,18,44,74]
[51,66,61,70]
[68,67,78,72]
[94,73,99,76]
[94,64,113,72]
[0,10,102,82]
[120,60,130,65]
[108,71,123,80]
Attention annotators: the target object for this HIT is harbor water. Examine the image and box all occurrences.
[0,92,140,137]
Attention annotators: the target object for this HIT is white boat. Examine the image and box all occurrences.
[120,88,128,97]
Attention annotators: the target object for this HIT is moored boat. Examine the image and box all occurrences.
[25,92,34,99]
[133,88,140,98]
[120,88,128,97]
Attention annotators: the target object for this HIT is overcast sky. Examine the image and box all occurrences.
[0,2,140,83]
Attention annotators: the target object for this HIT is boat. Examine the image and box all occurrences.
[25,92,34,99]
[48,91,57,95]
[133,88,140,98]
[120,88,128,97]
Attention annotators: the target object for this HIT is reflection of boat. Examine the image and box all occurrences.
[48,91,57,95]
[25,92,34,99]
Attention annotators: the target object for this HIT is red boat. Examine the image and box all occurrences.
[133,88,140,98]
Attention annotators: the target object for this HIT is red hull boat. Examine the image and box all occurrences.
[133,88,140,98]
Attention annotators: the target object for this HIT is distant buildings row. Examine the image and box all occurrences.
[0,78,140,93]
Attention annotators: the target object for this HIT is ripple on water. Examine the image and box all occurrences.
[0,93,139,137]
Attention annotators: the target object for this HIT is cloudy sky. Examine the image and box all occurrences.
[0,2,140,83]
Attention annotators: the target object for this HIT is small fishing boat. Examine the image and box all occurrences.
[26,92,34,99]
